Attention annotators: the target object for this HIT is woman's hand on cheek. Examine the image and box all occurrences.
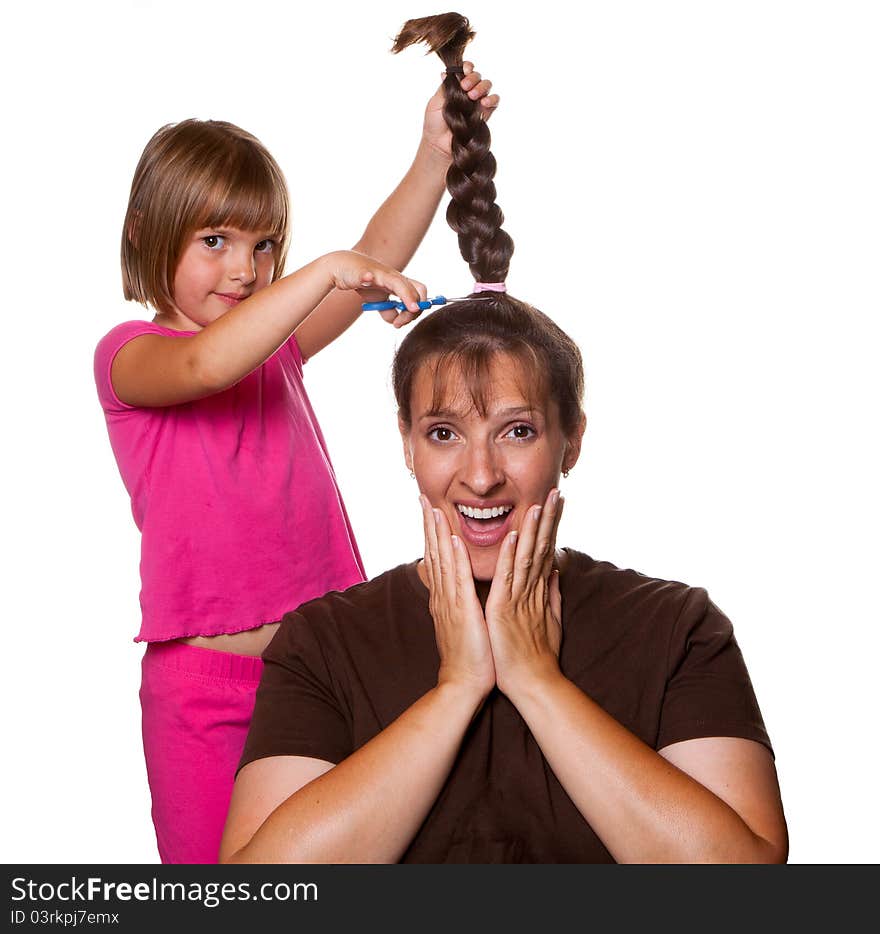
[421,496,496,700]
[485,490,564,698]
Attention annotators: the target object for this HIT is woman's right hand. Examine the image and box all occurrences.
[322,250,427,327]
[420,496,496,699]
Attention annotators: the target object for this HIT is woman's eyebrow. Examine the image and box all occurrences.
[496,405,538,418]
[419,404,539,420]
[420,407,466,420]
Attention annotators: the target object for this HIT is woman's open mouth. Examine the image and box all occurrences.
[455,503,514,547]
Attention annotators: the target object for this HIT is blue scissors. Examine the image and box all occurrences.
[361,294,496,312]
[361,295,450,312]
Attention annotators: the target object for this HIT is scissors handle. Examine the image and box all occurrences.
[361,295,448,312]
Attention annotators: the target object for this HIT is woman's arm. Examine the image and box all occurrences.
[220,497,496,863]
[293,63,498,361]
[111,251,425,407]
[486,490,788,864]
[220,681,482,863]
[509,677,787,863]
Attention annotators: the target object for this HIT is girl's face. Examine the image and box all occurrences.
[401,353,584,581]
[167,226,277,329]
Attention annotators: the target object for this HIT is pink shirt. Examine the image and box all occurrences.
[94,320,366,642]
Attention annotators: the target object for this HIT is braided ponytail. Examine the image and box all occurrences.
[390,14,585,440]
[392,13,514,287]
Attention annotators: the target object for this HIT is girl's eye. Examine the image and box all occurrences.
[507,423,536,440]
[428,426,457,442]
[255,239,275,254]
[202,235,225,250]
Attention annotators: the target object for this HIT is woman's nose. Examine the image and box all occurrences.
[461,443,504,494]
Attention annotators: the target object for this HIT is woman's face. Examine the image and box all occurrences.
[401,353,584,581]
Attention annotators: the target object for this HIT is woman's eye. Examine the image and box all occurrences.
[255,239,275,254]
[428,426,457,442]
[507,423,536,440]
[202,235,225,250]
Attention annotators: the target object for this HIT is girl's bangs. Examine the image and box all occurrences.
[196,159,288,238]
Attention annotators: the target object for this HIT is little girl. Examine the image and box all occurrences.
[95,66,498,864]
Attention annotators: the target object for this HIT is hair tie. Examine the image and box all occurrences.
[445,64,465,75]
[473,281,507,293]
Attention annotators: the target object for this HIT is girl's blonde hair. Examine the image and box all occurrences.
[121,119,290,314]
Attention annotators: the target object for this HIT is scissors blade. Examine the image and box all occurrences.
[361,294,498,312]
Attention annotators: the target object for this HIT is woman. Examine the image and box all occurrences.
[219,13,787,864]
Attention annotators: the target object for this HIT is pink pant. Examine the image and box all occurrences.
[140,641,264,864]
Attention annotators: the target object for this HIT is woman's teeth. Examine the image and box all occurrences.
[456,504,513,520]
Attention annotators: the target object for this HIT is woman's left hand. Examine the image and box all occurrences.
[485,489,564,697]
[422,61,499,159]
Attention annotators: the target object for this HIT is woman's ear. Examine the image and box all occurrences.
[398,412,414,475]
[562,412,587,474]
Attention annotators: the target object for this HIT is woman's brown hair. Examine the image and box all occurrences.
[121,119,290,315]
[391,13,584,435]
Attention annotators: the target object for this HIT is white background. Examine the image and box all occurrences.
[2,0,877,864]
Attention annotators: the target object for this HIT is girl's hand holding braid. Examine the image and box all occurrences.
[485,489,564,698]
[421,61,499,159]
[420,495,496,701]
[348,63,497,331]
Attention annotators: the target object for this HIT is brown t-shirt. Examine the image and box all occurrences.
[241,549,771,863]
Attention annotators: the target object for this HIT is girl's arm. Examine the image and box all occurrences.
[293,64,498,361]
[220,498,495,864]
[485,491,789,864]
[111,251,425,407]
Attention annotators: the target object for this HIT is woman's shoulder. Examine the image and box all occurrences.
[561,548,706,620]
[270,562,422,649]
[295,561,418,616]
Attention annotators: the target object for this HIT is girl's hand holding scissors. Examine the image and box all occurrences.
[323,250,427,323]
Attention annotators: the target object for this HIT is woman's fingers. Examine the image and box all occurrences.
[423,503,494,696]
[511,503,541,593]
[541,494,564,582]
[528,489,560,589]
[510,489,561,593]
[433,506,456,593]
[422,498,474,606]
[549,569,562,626]
[491,529,518,603]
[548,570,563,657]
[420,494,438,593]
[451,530,476,595]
